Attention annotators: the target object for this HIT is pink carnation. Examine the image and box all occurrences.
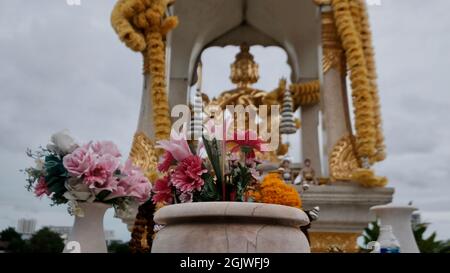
[106,160,151,204]
[34,177,50,197]
[90,141,121,158]
[158,151,175,173]
[171,155,207,193]
[63,147,95,177]
[109,174,151,204]
[152,175,173,204]
[84,154,120,191]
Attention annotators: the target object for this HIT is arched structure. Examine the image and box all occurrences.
[111,0,394,253]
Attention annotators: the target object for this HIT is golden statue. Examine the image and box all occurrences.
[205,43,304,161]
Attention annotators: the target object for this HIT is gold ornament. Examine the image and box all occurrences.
[129,132,159,182]
[309,231,359,253]
[289,80,321,108]
[230,43,259,88]
[321,11,345,74]
[329,135,360,181]
[111,0,178,142]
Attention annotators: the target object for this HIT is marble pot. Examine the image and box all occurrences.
[63,202,111,253]
[370,204,420,253]
[151,202,311,253]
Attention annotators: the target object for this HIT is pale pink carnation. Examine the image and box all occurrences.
[84,154,120,191]
[152,175,173,204]
[63,147,95,177]
[171,155,206,193]
[34,177,50,197]
[108,174,151,204]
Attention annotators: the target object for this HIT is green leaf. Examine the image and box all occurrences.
[198,174,219,201]
[202,136,223,193]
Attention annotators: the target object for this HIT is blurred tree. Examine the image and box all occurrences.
[28,227,64,253]
[108,240,131,253]
[0,227,27,253]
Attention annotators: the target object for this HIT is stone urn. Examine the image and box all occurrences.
[63,202,111,253]
[370,204,420,253]
[151,202,311,253]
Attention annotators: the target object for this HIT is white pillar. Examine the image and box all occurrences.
[301,103,322,176]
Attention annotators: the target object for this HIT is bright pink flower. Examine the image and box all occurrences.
[227,130,264,159]
[152,175,173,204]
[63,147,95,177]
[90,141,121,158]
[158,151,175,173]
[156,130,192,162]
[34,177,49,197]
[171,155,207,193]
[84,154,120,191]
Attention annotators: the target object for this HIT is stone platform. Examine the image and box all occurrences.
[298,182,394,252]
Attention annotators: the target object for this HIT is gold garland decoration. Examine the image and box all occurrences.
[111,0,178,142]
[290,80,321,108]
[111,0,178,253]
[331,0,377,160]
[351,168,388,188]
[356,0,386,163]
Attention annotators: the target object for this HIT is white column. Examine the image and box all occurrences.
[301,103,322,176]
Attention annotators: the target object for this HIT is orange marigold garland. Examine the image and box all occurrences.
[111,0,179,253]
[253,172,302,208]
[111,0,178,142]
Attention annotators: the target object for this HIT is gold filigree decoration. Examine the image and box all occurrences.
[329,135,360,181]
[321,11,345,74]
[230,43,259,88]
[129,132,159,182]
[309,232,359,253]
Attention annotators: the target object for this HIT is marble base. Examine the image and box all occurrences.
[299,182,394,252]
[151,202,311,253]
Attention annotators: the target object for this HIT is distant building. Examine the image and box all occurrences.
[17,219,37,239]
[46,226,115,244]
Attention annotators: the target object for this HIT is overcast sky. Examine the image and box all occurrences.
[0,0,449,242]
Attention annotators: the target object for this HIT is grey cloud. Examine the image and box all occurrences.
[0,0,449,241]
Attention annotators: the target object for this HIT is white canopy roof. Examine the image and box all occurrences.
[169,0,321,84]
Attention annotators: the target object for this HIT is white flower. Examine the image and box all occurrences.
[67,200,85,217]
[47,130,78,155]
[64,178,96,202]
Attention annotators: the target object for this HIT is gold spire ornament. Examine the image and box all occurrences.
[230,43,259,88]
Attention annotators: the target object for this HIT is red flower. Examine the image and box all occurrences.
[227,130,264,159]
[171,155,207,193]
[34,177,50,197]
[158,151,175,173]
[152,175,173,204]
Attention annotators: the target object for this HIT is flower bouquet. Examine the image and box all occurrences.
[151,127,263,205]
[24,130,152,218]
